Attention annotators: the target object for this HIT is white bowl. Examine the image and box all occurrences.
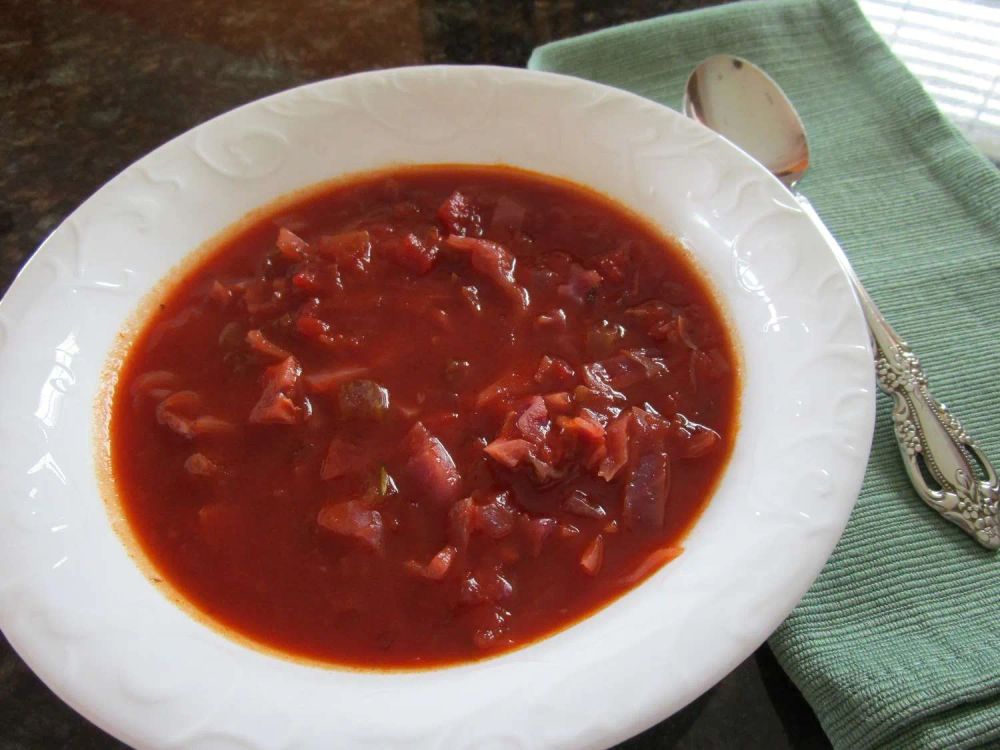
[0,66,874,750]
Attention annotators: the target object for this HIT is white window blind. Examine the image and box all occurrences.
[859,0,1000,161]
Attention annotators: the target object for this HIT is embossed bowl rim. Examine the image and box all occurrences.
[0,65,875,750]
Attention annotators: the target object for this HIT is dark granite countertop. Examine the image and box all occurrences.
[1,1,830,747]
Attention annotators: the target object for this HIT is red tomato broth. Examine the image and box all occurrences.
[110,165,739,668]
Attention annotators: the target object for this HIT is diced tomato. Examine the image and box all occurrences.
[534,355,576,390]
[243,279,285,316]
[246,329,292,360]
[291,269,324,293]
[559,410,605,446]
[390,232,439,274]
[579,535,604,576]
[318,231,371,272]
[276,227,309,259]
[444,235,528,310]
[559,410,607,471]
[403,422,462,508]
[483,438,533,469]
[317,500,384,553]
[250,394,297,425]
[543,391,573,414]
[476,372,533,411]
[249,356,302,425]
[437,191,482,237]
[296,315,331,338]
[572,384,612,413]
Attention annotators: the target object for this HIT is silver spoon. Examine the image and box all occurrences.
[684,55,999,549]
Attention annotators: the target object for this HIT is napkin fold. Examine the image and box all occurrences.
[530,2,1000,748]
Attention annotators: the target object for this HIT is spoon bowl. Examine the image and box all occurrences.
[683,55,810,188]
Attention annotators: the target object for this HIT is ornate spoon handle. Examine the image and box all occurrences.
[795,195,1000,549]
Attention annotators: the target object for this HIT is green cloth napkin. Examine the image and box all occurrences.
[529,1,1000,748]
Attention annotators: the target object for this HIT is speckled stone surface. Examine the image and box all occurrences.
[0,1,829,747]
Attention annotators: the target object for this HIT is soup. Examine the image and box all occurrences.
[110,165,738,668]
